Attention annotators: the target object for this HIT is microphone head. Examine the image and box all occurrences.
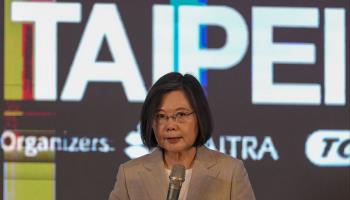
[169,164,185,183]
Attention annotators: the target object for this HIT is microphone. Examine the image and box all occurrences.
[166,164,185,200]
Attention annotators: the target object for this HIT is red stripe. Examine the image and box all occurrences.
[22,24,34,100]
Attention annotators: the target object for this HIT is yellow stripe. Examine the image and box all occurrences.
[5,180,55,200]
[3,111,24,116]
[5,162,55,180]
[4,0,23,100]
[4,162,55,200]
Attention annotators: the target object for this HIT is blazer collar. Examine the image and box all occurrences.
[194,146,218,169]
[139,148,168,200]
[187,146,221,199]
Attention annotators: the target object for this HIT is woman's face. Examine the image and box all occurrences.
[153,90,198,153]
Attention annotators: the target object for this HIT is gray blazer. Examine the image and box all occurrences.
[109,146,256,200]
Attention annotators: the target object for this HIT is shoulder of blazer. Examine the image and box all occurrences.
[121,147,163,170]
[196,146,243,170]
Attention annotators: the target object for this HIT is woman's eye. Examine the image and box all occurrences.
[177,112,186,117]
[157,114,166,119]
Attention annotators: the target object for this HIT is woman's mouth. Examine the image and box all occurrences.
[166,137,181,144]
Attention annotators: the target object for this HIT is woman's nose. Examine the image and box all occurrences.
[165,119,177,132]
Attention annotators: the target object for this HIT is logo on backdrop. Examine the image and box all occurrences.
[0,130,115,157]
[305,129,350,167]
[124,124,149,159]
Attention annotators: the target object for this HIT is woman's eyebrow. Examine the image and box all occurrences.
[156,107,191,112]
[175,107,191,111]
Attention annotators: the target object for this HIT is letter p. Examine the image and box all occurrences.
[178,6,248,80]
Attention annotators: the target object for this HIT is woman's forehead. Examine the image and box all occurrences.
[158,90,193,110]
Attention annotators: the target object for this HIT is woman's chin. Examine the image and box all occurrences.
[163,144,194,154]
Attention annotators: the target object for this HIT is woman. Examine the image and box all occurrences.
[109,72,255,200]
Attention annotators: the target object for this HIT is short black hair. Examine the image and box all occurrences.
[140,72,213,149]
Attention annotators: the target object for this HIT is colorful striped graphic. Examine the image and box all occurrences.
[3,1,55,199]
[2,129,56,200]
[4,0,34,100]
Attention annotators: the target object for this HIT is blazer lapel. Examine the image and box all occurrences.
[187,147,220,200]
[138,148,168,200]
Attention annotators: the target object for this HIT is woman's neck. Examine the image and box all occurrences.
[163,147,197,169]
